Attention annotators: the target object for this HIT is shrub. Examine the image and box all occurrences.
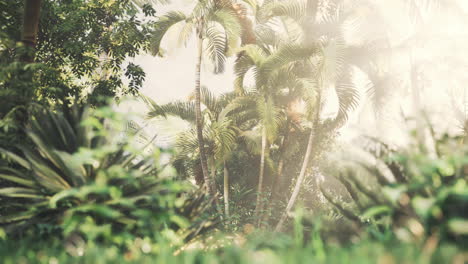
[321,135,468,245]
[0,104,216,245]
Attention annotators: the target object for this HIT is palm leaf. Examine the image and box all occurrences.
[177,20,195,48]
[333,69,359,127]
[257,96,282,142]
[258,0,307,24]
[150,11,187,56]
[0,148,31,170]
[0,187,43,199]
[259,43,319,78]
[234,44,268,93]
[205,23,227,74]
[145,95,196,123]
[0,173,35,187]
[209,8,242,53]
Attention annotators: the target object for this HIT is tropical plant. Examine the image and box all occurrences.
[256,0,389,231]
[232,38,324,226]
[144,88,240,217]
[320,133,468,245]
[0,104,216,244]
[0,0,153,151]
[149,0,242,196]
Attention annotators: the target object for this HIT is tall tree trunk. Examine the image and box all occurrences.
[254,126,267,226]
[195,34,213,195]
[272,118,291,199]
[14,0,42,125]
[258,119,290,227]
[223,160,230,217]
[275,126,314,232]
[275,88,322,232]
[21,0,42,62]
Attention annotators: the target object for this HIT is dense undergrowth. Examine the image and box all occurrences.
[0,225,464,263]
[1,103,466,263]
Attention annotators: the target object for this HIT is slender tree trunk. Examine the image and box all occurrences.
[254,126,267,226]
[257,119,290,227]
[21,0,42,62]
[275,88,322,232]
[195,34,213,195]
[275,127,314,232]
[223,160,230,217]
[210,157,216,188]
[272,118,291,199]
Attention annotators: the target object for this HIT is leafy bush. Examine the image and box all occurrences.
[0,104,216,245]
[0,223,463,264]
[321,135,468,245]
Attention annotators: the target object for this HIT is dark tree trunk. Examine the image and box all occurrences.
[21,0,42,62]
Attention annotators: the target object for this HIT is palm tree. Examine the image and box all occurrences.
[149,0,241,195]
[272,0,373,231]
[233,41,321,225]
[144,89,239,216]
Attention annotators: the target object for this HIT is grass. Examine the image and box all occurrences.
[0,232,465,264]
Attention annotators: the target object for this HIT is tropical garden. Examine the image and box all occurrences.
[0,0,467,262]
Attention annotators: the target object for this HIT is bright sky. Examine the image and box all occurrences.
[119,0,468,147]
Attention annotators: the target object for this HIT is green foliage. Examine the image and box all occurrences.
[0,0,153,150]
[149,0,241,73]
[0,220,465,263]
[323,134,468,245]
[37,0,152,100]
[0,105,216,245]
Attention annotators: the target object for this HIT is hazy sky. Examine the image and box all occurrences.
[120,0,468,146]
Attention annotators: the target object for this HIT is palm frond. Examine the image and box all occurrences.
[205,23,227,74]
[333,69,359,127]
[210,119,237,162]
[255,24,281,46]
[141,94,166,118]
[234,45,266,93]
[177,20,195,48]
[151,101,196,123]
[258,0,307,24]
[210,8,242,53]
[175,129,200,157]
[200,86,222,117]
[320,37,346,85]
[258,43,320,87]
[257,96,282,142]
[218,94,257,122]
[150,11,187,56]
